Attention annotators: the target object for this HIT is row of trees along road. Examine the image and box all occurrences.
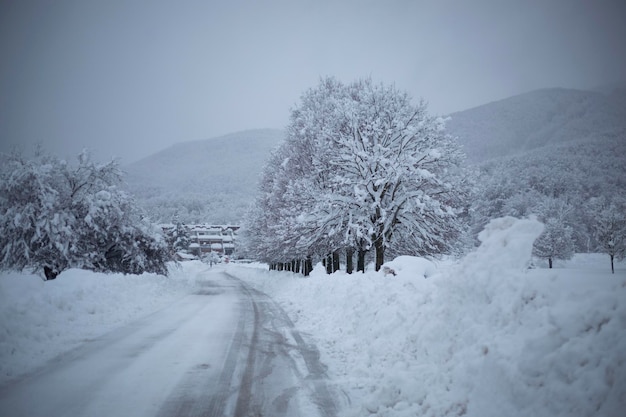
[244,78,471,274]
[0,150,169,280]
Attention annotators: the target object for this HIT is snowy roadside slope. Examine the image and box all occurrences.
[228,217,626,417]
[0,261,206,385]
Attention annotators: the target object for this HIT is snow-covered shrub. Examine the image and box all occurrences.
[0,150,169,279]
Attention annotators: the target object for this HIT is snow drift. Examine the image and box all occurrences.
[229,217,626,417]
[0,263,202,384]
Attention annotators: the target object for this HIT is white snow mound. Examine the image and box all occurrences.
[229,217,626,417]
[382,255,437,278]
[473,215,544,270]
[0,262,203,384]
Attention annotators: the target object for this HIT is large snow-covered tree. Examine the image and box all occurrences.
[246,77,469,271]
[0,150,169,279]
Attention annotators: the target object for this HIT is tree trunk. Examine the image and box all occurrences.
[332,250,340,273]
[357,249,366,273]
[304,256,313,277]
[295,259,301,274]
[346,248,354,274]
[611,254,615,274]
[548,257,553,269]
[325,254,333,274]
[374,240,384,271]
[44,266,59,280]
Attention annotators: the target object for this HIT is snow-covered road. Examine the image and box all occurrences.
[0,271,338,417]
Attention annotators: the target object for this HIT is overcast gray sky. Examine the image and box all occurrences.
[1,0,625,163]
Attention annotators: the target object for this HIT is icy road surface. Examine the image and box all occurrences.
[0,271,338,417]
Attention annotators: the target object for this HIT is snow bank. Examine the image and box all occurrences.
[0,262,205,385]
[382,255,437,278]
[228,217,626,417]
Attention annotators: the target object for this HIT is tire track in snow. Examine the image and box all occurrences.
[224,272,340,417]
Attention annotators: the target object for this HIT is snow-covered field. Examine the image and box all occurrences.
[0,262,204,385]
[228,217,626,417]
[1,217,624,416]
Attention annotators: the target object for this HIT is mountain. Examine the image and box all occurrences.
[124,129,284,224]
[446,88,626,163]
[454,88,626,253]
[125,88,626,225]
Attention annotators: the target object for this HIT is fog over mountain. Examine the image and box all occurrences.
[125,88,626,224]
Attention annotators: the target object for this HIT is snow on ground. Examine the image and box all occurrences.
[1,217,624,416]
[0,261,206,385]
[228,217,626,417]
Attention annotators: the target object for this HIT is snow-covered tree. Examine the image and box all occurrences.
[120,219,170,276]
[300,78,469,270]
[243,145,300,267]
[533,218,575,268]
[246,77,469,272]
[0,150,169,279]
[165,219,190,253]
[203,251,221,267]
[591,197,626,273]
[0,152,72,279]
[531,197,575,268]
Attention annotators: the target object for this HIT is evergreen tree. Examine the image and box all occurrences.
[172,221,190,252]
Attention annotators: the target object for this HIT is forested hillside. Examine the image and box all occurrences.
[455,88,626,262]
[472,135,626,254]
[124,129,284,224]
[446,87,626,163]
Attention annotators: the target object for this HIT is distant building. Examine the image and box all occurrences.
[188,225,237,256]
[161,224,239,258]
